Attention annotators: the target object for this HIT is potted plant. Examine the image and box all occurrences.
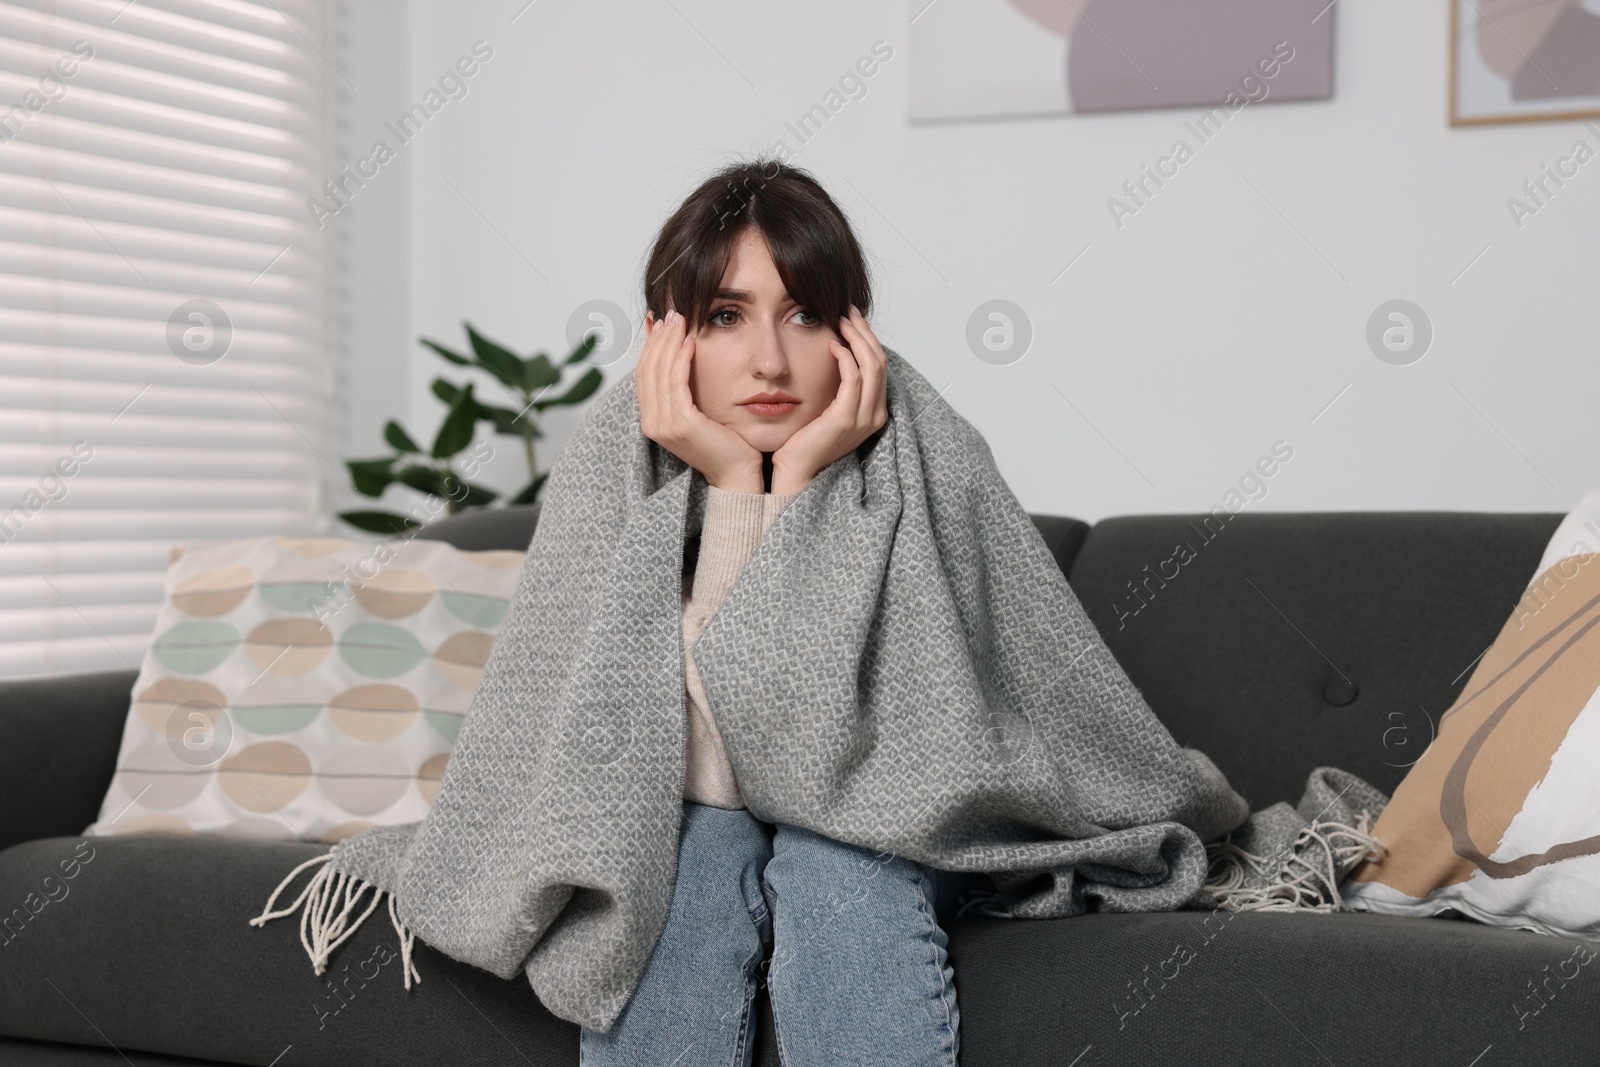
[340,324,601,534]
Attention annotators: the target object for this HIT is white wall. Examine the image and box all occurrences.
[346,0,1599,526]
[334,1,411,474]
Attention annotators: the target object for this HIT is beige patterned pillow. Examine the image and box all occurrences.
[83,534,524,842]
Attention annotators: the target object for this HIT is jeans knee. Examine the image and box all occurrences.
[680,802,770,860]
[677,803,773,917]
[762,825,929,928]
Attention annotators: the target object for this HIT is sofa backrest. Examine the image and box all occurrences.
[1067,510,1563,807]
[413,502,543,552]
[415,502,1564,808]
[413,503,1097,583]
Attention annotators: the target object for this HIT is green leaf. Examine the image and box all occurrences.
[564,333,598,364]
[441,475,499,508]
[436,377,507,431]
[346,457,397,497]
[477,401,528,436]
[396,464,446,496]
[420,338,472,366]
[431,382,479,458]
[383,420,421,453]
[536,366,602,409]
[522,354,561,392]
[508,470,550,505]
[465,324,524,389]
[432,378,464,405]
[338,510,422,535]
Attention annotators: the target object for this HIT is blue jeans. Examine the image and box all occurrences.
[579,801,968,1067]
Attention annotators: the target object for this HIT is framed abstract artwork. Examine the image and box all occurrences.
[906,0,1335,122]
[1451,0,1600,125]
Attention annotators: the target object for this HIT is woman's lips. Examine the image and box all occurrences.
[741,401,799,417]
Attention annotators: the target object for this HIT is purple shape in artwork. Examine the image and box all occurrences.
[1509,2,1600,101]
[1066,0,1334,113]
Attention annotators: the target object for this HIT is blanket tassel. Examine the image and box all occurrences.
[248,849,422,990]
[1204,814,1386,913]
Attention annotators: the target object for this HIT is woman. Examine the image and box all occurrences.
[252,156,1248,1067]
[591,161,967,1065]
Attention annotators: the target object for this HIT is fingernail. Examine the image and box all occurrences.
[850,304,860,316]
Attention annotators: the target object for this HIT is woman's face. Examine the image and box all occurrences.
[680,227,841,454]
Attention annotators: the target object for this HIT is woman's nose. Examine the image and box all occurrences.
[749,332,789,376]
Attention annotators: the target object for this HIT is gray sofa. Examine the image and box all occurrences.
[3,503,1597,1066]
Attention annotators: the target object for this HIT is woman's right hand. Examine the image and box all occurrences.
[636,308,765,493]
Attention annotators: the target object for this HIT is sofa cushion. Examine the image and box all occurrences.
[950,908,1600,1065]
[0,1034,239,1066]
[0,835,576,1067]
[1066,510,1564,806]
[9,835,1594,1067]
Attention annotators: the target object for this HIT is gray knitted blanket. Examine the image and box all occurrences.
[249,348,1375,1034]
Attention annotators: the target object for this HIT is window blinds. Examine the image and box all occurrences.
[0,0,336,679]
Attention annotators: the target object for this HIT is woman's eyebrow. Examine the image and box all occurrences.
[713,288,796,303]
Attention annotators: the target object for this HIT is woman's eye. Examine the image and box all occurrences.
[706,307,817,327]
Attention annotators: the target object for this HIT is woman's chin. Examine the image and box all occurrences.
[737,432,789,454]
[730,424,798,455]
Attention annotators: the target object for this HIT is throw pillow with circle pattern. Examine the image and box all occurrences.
[82,533,524,842]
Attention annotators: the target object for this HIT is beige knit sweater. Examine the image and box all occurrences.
[681,484,799,810]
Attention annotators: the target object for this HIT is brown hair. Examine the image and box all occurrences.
[642,157,872,338]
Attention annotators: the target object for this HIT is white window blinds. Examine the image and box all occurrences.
[0,0,337,679]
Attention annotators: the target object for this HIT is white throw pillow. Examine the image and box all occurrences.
[83,534,524,842]
[1343,490,1600,941]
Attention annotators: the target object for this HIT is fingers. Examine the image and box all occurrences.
[841,305,884,360]
[666,318,696,422]
[666,312,696,419]
[636,313,657,434]
[830,334,862,420]
[639,311,669,436]
[646,310,696,427]
[642,310,757,488]
[640,308,688,435]
[838,306,887,431]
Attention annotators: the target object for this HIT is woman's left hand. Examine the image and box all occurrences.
[770,306,889,494]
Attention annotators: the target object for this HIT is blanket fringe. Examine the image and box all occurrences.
[1204,814,1386,913]
[248,848,422,990]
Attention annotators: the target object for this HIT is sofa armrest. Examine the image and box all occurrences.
[0,668,137,852]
